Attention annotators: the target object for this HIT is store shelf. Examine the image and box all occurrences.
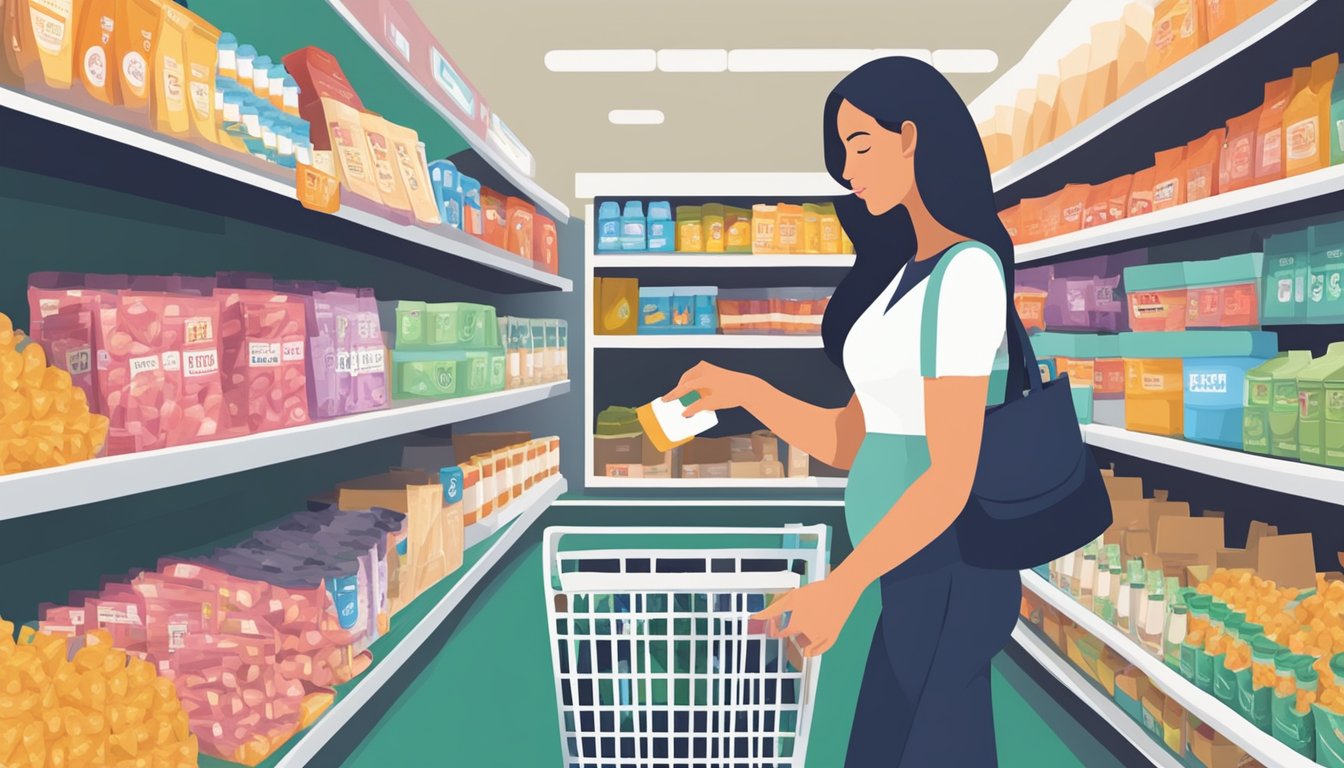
[1010,623,1184,768]
[0,381,570,520]
[1015,164,1344,263]
[218,474,566,768]
[1082,424,1344,506]
[0,85,571,294]
[594,335,824,349]
[593,253,855,269]
[991,0,1317,193]
[1020,570,1315,768]
[587,476,847,489]
[324,0,569,223]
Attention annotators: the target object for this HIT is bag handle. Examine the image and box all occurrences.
[919,241,1044,403]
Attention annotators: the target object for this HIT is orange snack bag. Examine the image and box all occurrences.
[297,163,341,214]
[1037,189,1065,239]
[1184,128,1223,202]
[1255,77,1294,185]
[1284,53,1339,177]
[1128,166,1156,217]
[1152,146,1187,211]
[183,14,218,144]
[76,0,121,104]
[1057,184,1091,235]
[115,0,161,114]
[998,205,1020,243]
[1147,0,1206,76]
[481,187,508,249]
[25,0,79,88]
[1083,22,1122,120]
[151,2,192,137]
[1204,0,1242,40]
[1220,106,1260,193]
[1018,196,1045,243]
[360,112,413,213]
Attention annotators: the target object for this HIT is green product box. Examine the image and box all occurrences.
[395,300,427,348]
[489,350,506,392]
[1309,221,1344,324]
[1273,693,1316,759]
[425,302,497,348]
[1264,230,1310,323]
[1297,343,1344,466]
[1245,352,1312,454]
[1270,352,1318,458]
[395,358,460,399]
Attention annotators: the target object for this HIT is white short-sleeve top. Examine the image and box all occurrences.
[842,244,1007,436]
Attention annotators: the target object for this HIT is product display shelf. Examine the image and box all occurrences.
[586,477,847,489]
[323,0,569,223]
[1014,164,1344,263]
[990,0,1318,193]
[1082,424,1344,506]
[0,381,569,521]
[198,474,567,768]
[1010,623,1184,768]
[593,253,856,269]
[1020,570,1315,767]
[593,335,825,350]
[0,86,571,294]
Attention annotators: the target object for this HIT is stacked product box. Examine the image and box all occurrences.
[388,301,506,399]
[595,200,855,255]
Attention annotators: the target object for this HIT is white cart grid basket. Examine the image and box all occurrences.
[543,525,829,768]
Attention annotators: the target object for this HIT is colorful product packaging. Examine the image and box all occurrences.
[1308,221,1344,324]
[1184,356,1266,449]
[1256,77,1294,185]
[1296,342,1344,467]
[1263,229,1310,323]
[1184,253,1264,328]
[480,187,508,249]
[1125,261,1188,332]
[1243,352,1312,455]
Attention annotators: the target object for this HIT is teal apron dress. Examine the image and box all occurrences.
[839,242,1021,767]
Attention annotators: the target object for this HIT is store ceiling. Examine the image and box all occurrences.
[408,0,1071,213]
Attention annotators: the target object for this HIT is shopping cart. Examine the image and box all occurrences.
[543,525,829,768]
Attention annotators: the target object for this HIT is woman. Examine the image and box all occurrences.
[662,57,1021,766]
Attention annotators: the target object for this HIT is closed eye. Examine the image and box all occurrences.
[856,148,870,154]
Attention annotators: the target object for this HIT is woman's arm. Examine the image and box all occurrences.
[829,375,988,593]
[663,362,865,468]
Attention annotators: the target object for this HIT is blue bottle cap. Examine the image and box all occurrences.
[218,32,237,48]
[254,55,272,70]
[599,201,620,218]
[237,44,257,58]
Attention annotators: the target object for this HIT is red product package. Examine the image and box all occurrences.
[481,187,508,248]
[39,603,87,637]
[215,289,297,437]
[96,294,181,455]
[505,197,535,261]
[89,586,148,655]
[168,296,225,448]
[241,300,310,433]
[534,214,559,274]
[41,307,98,407]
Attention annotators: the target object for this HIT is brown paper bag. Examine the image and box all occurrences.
[1084,22,1124,118]
[1053,45,1093,138]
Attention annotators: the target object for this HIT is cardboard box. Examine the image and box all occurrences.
[1258,533,1315,589]
[400,436,456,471]
[730,460,764,479]
[1187,719,1243,768]
[729,435,755,463]
[453,431,531,463]
[1140,676,1165,739]
[1098,646,1126,697]
[643,446,678,479]
[787,445,810,478]
[594,434,643,476]
[1122,528,1153,563]
[681,436,732,465]
[1104,473,1144,500]
[1065,627,1102,682]
[1155,516,1224,566]
[1147,490,1190,532]
[640,434,667,466]
[1217,548,1258,570]
[1115,666,1142,722]
[681,462,730,479]
[760,460,784,478]
[1186,564,1212,587]
[605,463,643,478]
[751,430,780,462]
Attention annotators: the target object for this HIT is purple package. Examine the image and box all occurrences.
[1045,276,1096,330]
[1014,265,1053,294]
[348,290,388,415]
[310,290,357,419]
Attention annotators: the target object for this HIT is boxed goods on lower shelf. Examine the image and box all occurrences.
[593,277,834,337]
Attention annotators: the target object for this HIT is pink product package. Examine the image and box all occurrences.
[308,291,352,419]
[240,300,311,433]
[215,289,292,437]
[41,309,98,406]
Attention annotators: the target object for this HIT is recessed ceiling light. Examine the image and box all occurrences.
[727,49,936,72]
[657,49,728,73]
[545,49,656,72]
[609,109,665,125]
[932,49,1000,73]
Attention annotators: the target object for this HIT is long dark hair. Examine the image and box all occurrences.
[820,56,1014,370]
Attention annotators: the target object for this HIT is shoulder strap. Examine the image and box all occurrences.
[919,241,1005,378]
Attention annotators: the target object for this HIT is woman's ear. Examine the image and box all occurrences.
[901,120,918,157]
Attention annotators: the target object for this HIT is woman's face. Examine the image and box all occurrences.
[836,99,916,216]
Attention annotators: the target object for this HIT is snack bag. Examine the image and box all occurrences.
[360,112,414,215]
[1152,146,1187,211]
[1284,54,1339,177]
[1256,77,1294,185]
[1184,128,1224,202]
[76,0,121,104]
[1128,166,1156,217]
[115,0,161,114]
[1147,0,1205,76]
[1221,106,1260,193]
[348,290,387,415]
[151,1,192,136]
[163,295,222,447]
[240,299,309,433]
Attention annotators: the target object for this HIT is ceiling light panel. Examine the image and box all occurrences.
[727,48,934,72]
[544,49,656,72]
[657,49,728,72]
[609,110,665,125]
[932,48,1000,73]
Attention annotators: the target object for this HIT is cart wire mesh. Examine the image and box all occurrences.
[543,525,829,768]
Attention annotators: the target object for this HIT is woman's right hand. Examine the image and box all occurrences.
[663,361,762,417]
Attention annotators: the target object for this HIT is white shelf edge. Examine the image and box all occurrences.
[586,476,847,489]
[575,172,848,200]
[593,335,824,350]
[1081,424,1344,506]
[324,0,570,223]
[1015,164,1344,263]
[991,0,1318,191]
[550,499,845,507]
[0,85,571,292]
[275,474,566,768]
[592,253,856,269]
[1010,623,1184,768]
[0,381,570,519]
[1020,570,1316,768]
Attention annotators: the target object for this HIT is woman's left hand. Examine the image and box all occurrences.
[752,576,862,658]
